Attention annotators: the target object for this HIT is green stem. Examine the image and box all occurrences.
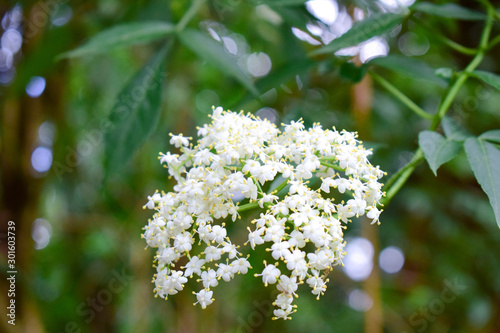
[382,7,495,205]
[488,34,500,50]
[175,0,206,32]
[370,72,433,120]
[320,161,345,173]
[272,178,290,194]
[380,150,424,206]
[411,16,477,55]
[430,6,493,130]
[237,201,260,213]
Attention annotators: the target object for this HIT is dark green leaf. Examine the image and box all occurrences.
[309,12,405,56]
[419,131,463,176]
[267,4,312,31]
[104,44,169,175]
[256,59,315,93]
[471,70,500,91]
[479,130,500,144]
[441,117,472,141]
[464,138,500,228]
[411,2,486,21]
[59,21,175,59]
[177,29,259,96]
[339,62,367,83]
[370,55,447,86]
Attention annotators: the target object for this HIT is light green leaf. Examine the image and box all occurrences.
[59,21,175,59]
[464,138,500,228]
[309,12,405,56]
[441,116,471,141]
[104,44,169,175]
[177,29,259,96]
[369,55,446,86]
[419,131,463,176]
[471,70,500,91]
[411,2,486,21]
[479,130,500,144]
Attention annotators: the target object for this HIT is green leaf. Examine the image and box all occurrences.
[441,116,472,141]
[411,2,486,21]
[339,62,367,83]
[266,4,312,30]
[104,43,169,175]
[256,59,315,93]
[419,131,463,176]
[369,55,447,86]
[471,70,500,91]
[177,29,259,96]
[479,130,500,144]
[59,21,175,59]
[464,138,500,228]
[309,12,405,56]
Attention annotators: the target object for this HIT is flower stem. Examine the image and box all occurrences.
[272,178,290,195]
[237,201,260,213]
[430,6,493,130]
[370,72,433,120]
[382,7,495,205]
[175,0,206,32]
[320,161,345,173]
[411,16,478,55]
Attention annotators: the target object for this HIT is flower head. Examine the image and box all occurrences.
[142,106,385,318]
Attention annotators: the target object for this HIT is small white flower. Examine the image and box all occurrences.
[208,225,227,244]
[195,289,214,309]
[255,262,281,286]
[204,246,222,262]
[277,275,298,295]
[231,258,251,274]
[183,256,205,277]
[170,133,190,148]
[270,241,291,260]
[200,269,218,288]
[217,263,234,282]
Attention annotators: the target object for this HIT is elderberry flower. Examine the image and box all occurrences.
[142,106,385,319]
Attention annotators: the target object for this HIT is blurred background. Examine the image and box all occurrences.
[1,0,500,332]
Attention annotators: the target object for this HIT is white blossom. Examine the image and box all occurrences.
[143,106,385,318]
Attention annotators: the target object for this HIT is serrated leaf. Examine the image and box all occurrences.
[411,2,486,21]
[472,70,500,91]
[369,55,446,86]
[177,29,259,96]
[419,131,463,176]
[441,116,472,141]
[464,138,500,228]
[59,21,175,59]
[479,130,500,144]
[309,12,405,56]
[104,44,169,175]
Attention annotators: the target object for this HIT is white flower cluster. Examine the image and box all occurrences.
[142,107,385,319]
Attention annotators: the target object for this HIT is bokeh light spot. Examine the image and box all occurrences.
[26,76,46,98]
[379,246,405,274]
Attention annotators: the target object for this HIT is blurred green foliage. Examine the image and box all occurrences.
[1,0,500,333]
